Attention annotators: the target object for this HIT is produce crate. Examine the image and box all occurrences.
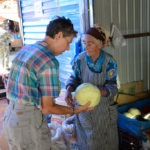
[119,81,143,95]
[118,128,142,150]
[118,98,150,137]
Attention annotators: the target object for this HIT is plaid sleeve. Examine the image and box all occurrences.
[38,67,60,98]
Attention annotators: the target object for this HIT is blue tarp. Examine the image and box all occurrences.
[118,98,150,137]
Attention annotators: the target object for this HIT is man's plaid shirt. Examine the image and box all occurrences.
[7,41,60,107]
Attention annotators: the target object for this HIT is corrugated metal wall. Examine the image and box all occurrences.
[93,0,150,91]
[19,0,81,88]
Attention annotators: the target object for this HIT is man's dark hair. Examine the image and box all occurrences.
[46,16,77,38]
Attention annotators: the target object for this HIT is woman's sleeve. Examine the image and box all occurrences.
[102,56,118,97]
[66,57,82,90]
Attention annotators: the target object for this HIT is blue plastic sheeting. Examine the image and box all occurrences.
[118,98,150,138]
[20,0,81,89]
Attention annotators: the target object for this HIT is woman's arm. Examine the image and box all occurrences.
[101,56,118,97]
[65,56,82,106]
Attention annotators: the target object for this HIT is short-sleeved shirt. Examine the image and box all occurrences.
[72,50,117,81]
[7,41,60,107]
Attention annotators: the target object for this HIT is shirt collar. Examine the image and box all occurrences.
[37,41,54,56]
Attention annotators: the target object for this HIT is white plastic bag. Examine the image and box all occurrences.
[48,123,67,150]
[111,24,126,49]
[62,115,78,150]
[62,115,75,133]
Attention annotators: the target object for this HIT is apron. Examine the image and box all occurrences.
[75,52,118,150]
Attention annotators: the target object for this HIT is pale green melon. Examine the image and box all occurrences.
[75,83,101,107]
[128,108,141,116]
[123,112,135,119]
[143,113,150,120]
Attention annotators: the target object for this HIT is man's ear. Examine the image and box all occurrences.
[54,32,63,40]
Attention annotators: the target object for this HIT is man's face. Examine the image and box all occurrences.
[54,33,74,56]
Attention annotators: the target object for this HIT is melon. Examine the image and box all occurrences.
[144,113,150,120]
[123,112,135,119]
[128,108,141,116]
[75,83,101,107]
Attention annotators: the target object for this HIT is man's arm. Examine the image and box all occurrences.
[41,96,93,115]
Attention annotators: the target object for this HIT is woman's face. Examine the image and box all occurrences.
[82,35,102,57]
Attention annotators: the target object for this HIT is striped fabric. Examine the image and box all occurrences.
[67,51,119,150]
[72,50,117,81]
[7,41,60,107]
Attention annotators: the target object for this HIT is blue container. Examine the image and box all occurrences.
[118,98,150,137]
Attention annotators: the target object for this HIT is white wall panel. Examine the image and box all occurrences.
[93,0,150,91]
[19,0,81,88]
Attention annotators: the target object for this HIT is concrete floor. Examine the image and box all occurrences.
[0,99,9,150]
[0,51,18,150]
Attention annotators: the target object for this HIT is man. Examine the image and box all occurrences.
[3,16,92,150]
[0,22,12,69]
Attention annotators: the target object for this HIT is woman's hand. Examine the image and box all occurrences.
[65,86,94,113]
[65,90,75,107]
[100,89,107,96]
[65,86,75,107]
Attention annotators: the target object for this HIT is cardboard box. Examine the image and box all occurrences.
[115,94,138,106]
[115,92,150,106]
[11,39,23,48]
[119,81,143,95]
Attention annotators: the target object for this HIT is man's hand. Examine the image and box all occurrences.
[75,101,94,113]
[65,86,95,113]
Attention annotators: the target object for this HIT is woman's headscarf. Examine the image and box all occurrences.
[85,24,110,46]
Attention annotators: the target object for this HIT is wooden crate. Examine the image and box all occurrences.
[119,81,144,95]
[115,92,150,106]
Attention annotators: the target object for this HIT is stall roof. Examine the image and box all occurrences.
[0,0,19,22]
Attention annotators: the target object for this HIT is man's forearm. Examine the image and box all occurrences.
[41,103,75,115]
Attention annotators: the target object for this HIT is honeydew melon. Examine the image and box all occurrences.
[123,112,135,119]
[75,83,101,107]
[128,108,141,116]
[144,113,150,120]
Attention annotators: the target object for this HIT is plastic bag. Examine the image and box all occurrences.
[110,24,126,49]
[62,115,78,150]
[48,123,67,150]
[62,115,75,133]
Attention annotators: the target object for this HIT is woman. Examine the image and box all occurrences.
[65,25,119,150]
